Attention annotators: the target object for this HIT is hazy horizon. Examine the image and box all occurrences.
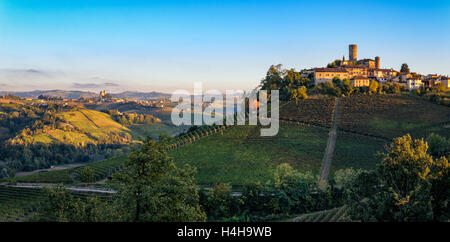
[1,0,449,93]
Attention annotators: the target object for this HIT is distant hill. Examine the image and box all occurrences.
[0,90,98,99]
[111,91,171,100]
[0,90,170,100]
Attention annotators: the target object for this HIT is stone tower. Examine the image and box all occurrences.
[375,56,380,69]
[349,44,357,61]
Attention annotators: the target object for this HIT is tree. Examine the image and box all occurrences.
[368,80,379,93]
[290,86,308,104]
[349,134,449,221]
[39,185,115,222]
[202,183,241,221]
[272,163,316,214]
[400,63,410,74]
[341,79,354,96]
[112,137,206,222]
[426,133,450,157]
[79,166,95,183]
[332,76,341,85]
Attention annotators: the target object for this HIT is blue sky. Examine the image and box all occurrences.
[0,0,449,92]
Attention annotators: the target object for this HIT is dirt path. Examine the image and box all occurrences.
[319,98,340,181]
[5,183,116,194]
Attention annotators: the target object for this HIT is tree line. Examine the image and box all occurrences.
[101,109,161,125]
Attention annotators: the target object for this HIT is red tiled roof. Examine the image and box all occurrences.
[313,67,348,73]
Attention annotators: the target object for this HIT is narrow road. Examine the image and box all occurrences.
[319,98,340,181]
[4,183,116,194]
[14,163,87,177]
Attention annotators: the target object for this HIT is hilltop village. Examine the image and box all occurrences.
[301,44,449,90]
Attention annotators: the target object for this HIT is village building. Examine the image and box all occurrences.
[350,76,370,87]
[407,78,423,90]
[442,77,450,88]
[313,67,349,85]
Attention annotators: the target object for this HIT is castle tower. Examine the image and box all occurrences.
[375,56,380,69]
[349,44,357,61]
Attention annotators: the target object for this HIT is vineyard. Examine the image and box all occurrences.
[0,185,112,221]
[0,186,44,221]
[293,206,349,222]
[330,131,387,176]
[279,98,336,128]
[10,125,233,184]
[11,155,127,184]
[169,122,329,186]
[339,94,450,139]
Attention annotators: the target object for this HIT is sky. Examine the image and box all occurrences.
[0,0,449,93]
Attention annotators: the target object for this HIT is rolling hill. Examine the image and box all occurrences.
[6,93,450,184]
[0,90,170,100]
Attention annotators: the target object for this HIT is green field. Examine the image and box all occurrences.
[168,122,329,186]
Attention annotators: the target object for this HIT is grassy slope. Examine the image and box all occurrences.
[17,108,132,145]
[168,122,329,186]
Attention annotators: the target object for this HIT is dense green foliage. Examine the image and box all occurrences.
[38,137,206,222]
[259,64,312,101]
[400,63,410,74]
[199,163,357,221]
[348,134,449,221]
